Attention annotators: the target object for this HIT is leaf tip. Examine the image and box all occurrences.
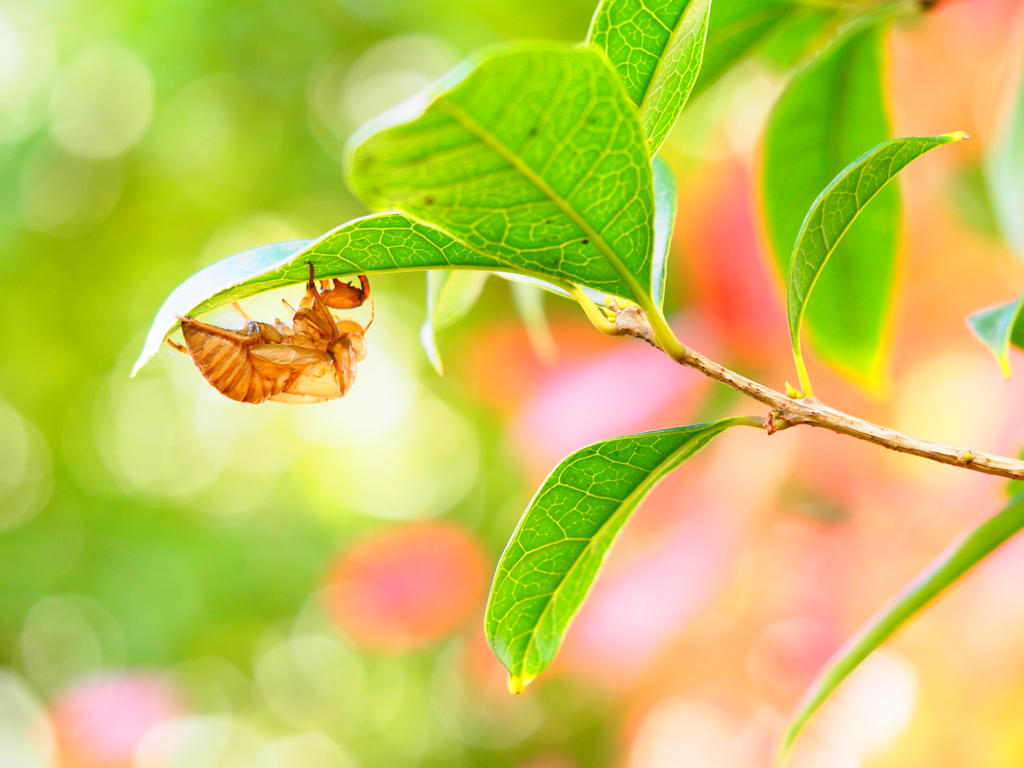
[419,321,446,377]
[774,727,797,767]
[130,349,159,378]
[944,131,970,142]
[507,674,533,695]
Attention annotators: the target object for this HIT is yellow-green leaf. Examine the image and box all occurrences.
[779,492,1024,762]
[346,45,657,306]
[486,418,753,692]
[763,20,895,389]
[785,133,967,395]
[968,293,1024,378]
[587,0,712,154]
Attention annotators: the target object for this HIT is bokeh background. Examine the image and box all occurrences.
[1,0,1024,765]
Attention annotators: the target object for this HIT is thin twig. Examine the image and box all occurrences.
[613,307,1024,482]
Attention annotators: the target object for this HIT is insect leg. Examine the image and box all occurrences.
[320,275,370,309]
[166,339,188,354]
[232,302,253,322]
[364,299,375,331]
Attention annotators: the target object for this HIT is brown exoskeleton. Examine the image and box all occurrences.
[168,264,372,404]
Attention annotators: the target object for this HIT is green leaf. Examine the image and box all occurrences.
[967,293,1024,378]
[421,270,490,375]
[495,272,573,299]
[651,156,677,310]
[690,0,798,99]
[133,213,521,376]
[785,132,967,393]
[779,492,1024,762]
[986,60,1024,256]
[763,20,895,388]
[485,417,753,692]
[587,0,712,154]
[756,6,844,73]
[510,281,559,364]
[346,44,656,306]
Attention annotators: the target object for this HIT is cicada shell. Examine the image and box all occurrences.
[171,265,372,405]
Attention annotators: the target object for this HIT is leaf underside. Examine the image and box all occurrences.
[780,493,1024,760]
[421,270,490,375]
[134,213,519,375]
[651,155,678,310]
[485,418,746,692]
[346,44,656,305]
[510,281,559,364]
[967,294,1024,378]
[587,0,712,154]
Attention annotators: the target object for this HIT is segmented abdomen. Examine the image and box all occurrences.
[181,319,285,404]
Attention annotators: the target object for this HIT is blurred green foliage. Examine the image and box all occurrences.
[0,0,626,764]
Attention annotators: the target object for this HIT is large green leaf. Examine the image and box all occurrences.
[421,270,490,375]
[779,492,1024,762]
[968,293,1024,378]
[763,20,895,388]
[587,0,712,154]
[785,133,967,393]
[986,60,1024,256]
[346,45,656,306]
[133,213,524,375]
[485,418,753,692]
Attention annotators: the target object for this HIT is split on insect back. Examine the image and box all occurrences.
[168,262,373,405]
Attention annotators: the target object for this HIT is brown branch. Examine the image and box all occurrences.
[613,307,1024,482]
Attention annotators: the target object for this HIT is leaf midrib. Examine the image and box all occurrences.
[636,0,705,119]
[785,142,908,347]
[508,427,718,679]
[435,97,651,305]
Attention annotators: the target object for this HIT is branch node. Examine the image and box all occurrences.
[961,450,975,464]
[766,411,777,436]
[610,302,661,349]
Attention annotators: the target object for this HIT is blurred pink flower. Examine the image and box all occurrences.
[559,516,731,683]
[323,521,490,652]
[512,338,709,475]
[51,674,181,767]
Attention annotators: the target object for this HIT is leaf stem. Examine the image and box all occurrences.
[621,308,1024,482]
[645,303,689,361]
[568,285,620,336]
[792,344,815,399]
